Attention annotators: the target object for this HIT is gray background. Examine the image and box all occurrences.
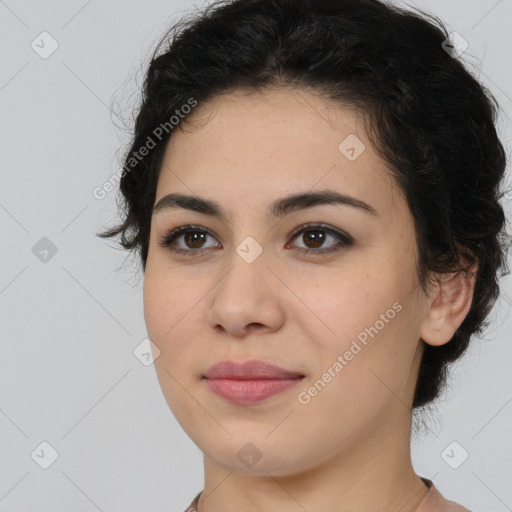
[0,0,511,511]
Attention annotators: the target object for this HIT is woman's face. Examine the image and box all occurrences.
[143,87,430,476]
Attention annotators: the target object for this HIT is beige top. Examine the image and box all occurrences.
[182,478,471,512]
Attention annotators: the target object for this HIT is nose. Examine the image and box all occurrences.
[205,248,286,338]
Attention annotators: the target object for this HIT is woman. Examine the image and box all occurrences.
[98,0,510,510]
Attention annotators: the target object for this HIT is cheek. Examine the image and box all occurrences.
[143,272,167,339]
[143,270,203,421]
[295,270,415,412]
[296,268,391,354]
[144,270,183,377]
[143,266,195,338]
[143,268,205,374]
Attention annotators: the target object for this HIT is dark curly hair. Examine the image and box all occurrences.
[97,0,511,410]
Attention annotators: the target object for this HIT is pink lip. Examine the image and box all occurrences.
[203,360,304,404]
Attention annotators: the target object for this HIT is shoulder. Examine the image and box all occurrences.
[183,490,202,512]
[416,478,472,512]
[183,483,472,512]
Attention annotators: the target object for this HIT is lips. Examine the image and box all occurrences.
[203,359,304,404]
[203,359,304,380]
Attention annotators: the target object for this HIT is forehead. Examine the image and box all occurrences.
[156,87,405,222]
[175,86,369,151]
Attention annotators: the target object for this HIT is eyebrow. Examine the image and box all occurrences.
[152,190,378,221]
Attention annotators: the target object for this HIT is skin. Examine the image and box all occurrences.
[143,87,477,512]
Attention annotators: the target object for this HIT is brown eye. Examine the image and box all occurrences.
[183,231,208,249]
[299,229,327,249]
[288,224,353,255]
[158,226,220,254]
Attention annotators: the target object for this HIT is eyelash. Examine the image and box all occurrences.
[157,223,354,257]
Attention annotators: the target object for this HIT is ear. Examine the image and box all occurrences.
[419,258,479,347]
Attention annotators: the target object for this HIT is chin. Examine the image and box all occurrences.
[200,435,317,477]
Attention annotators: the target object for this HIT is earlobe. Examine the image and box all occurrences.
[419,260,478,347]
